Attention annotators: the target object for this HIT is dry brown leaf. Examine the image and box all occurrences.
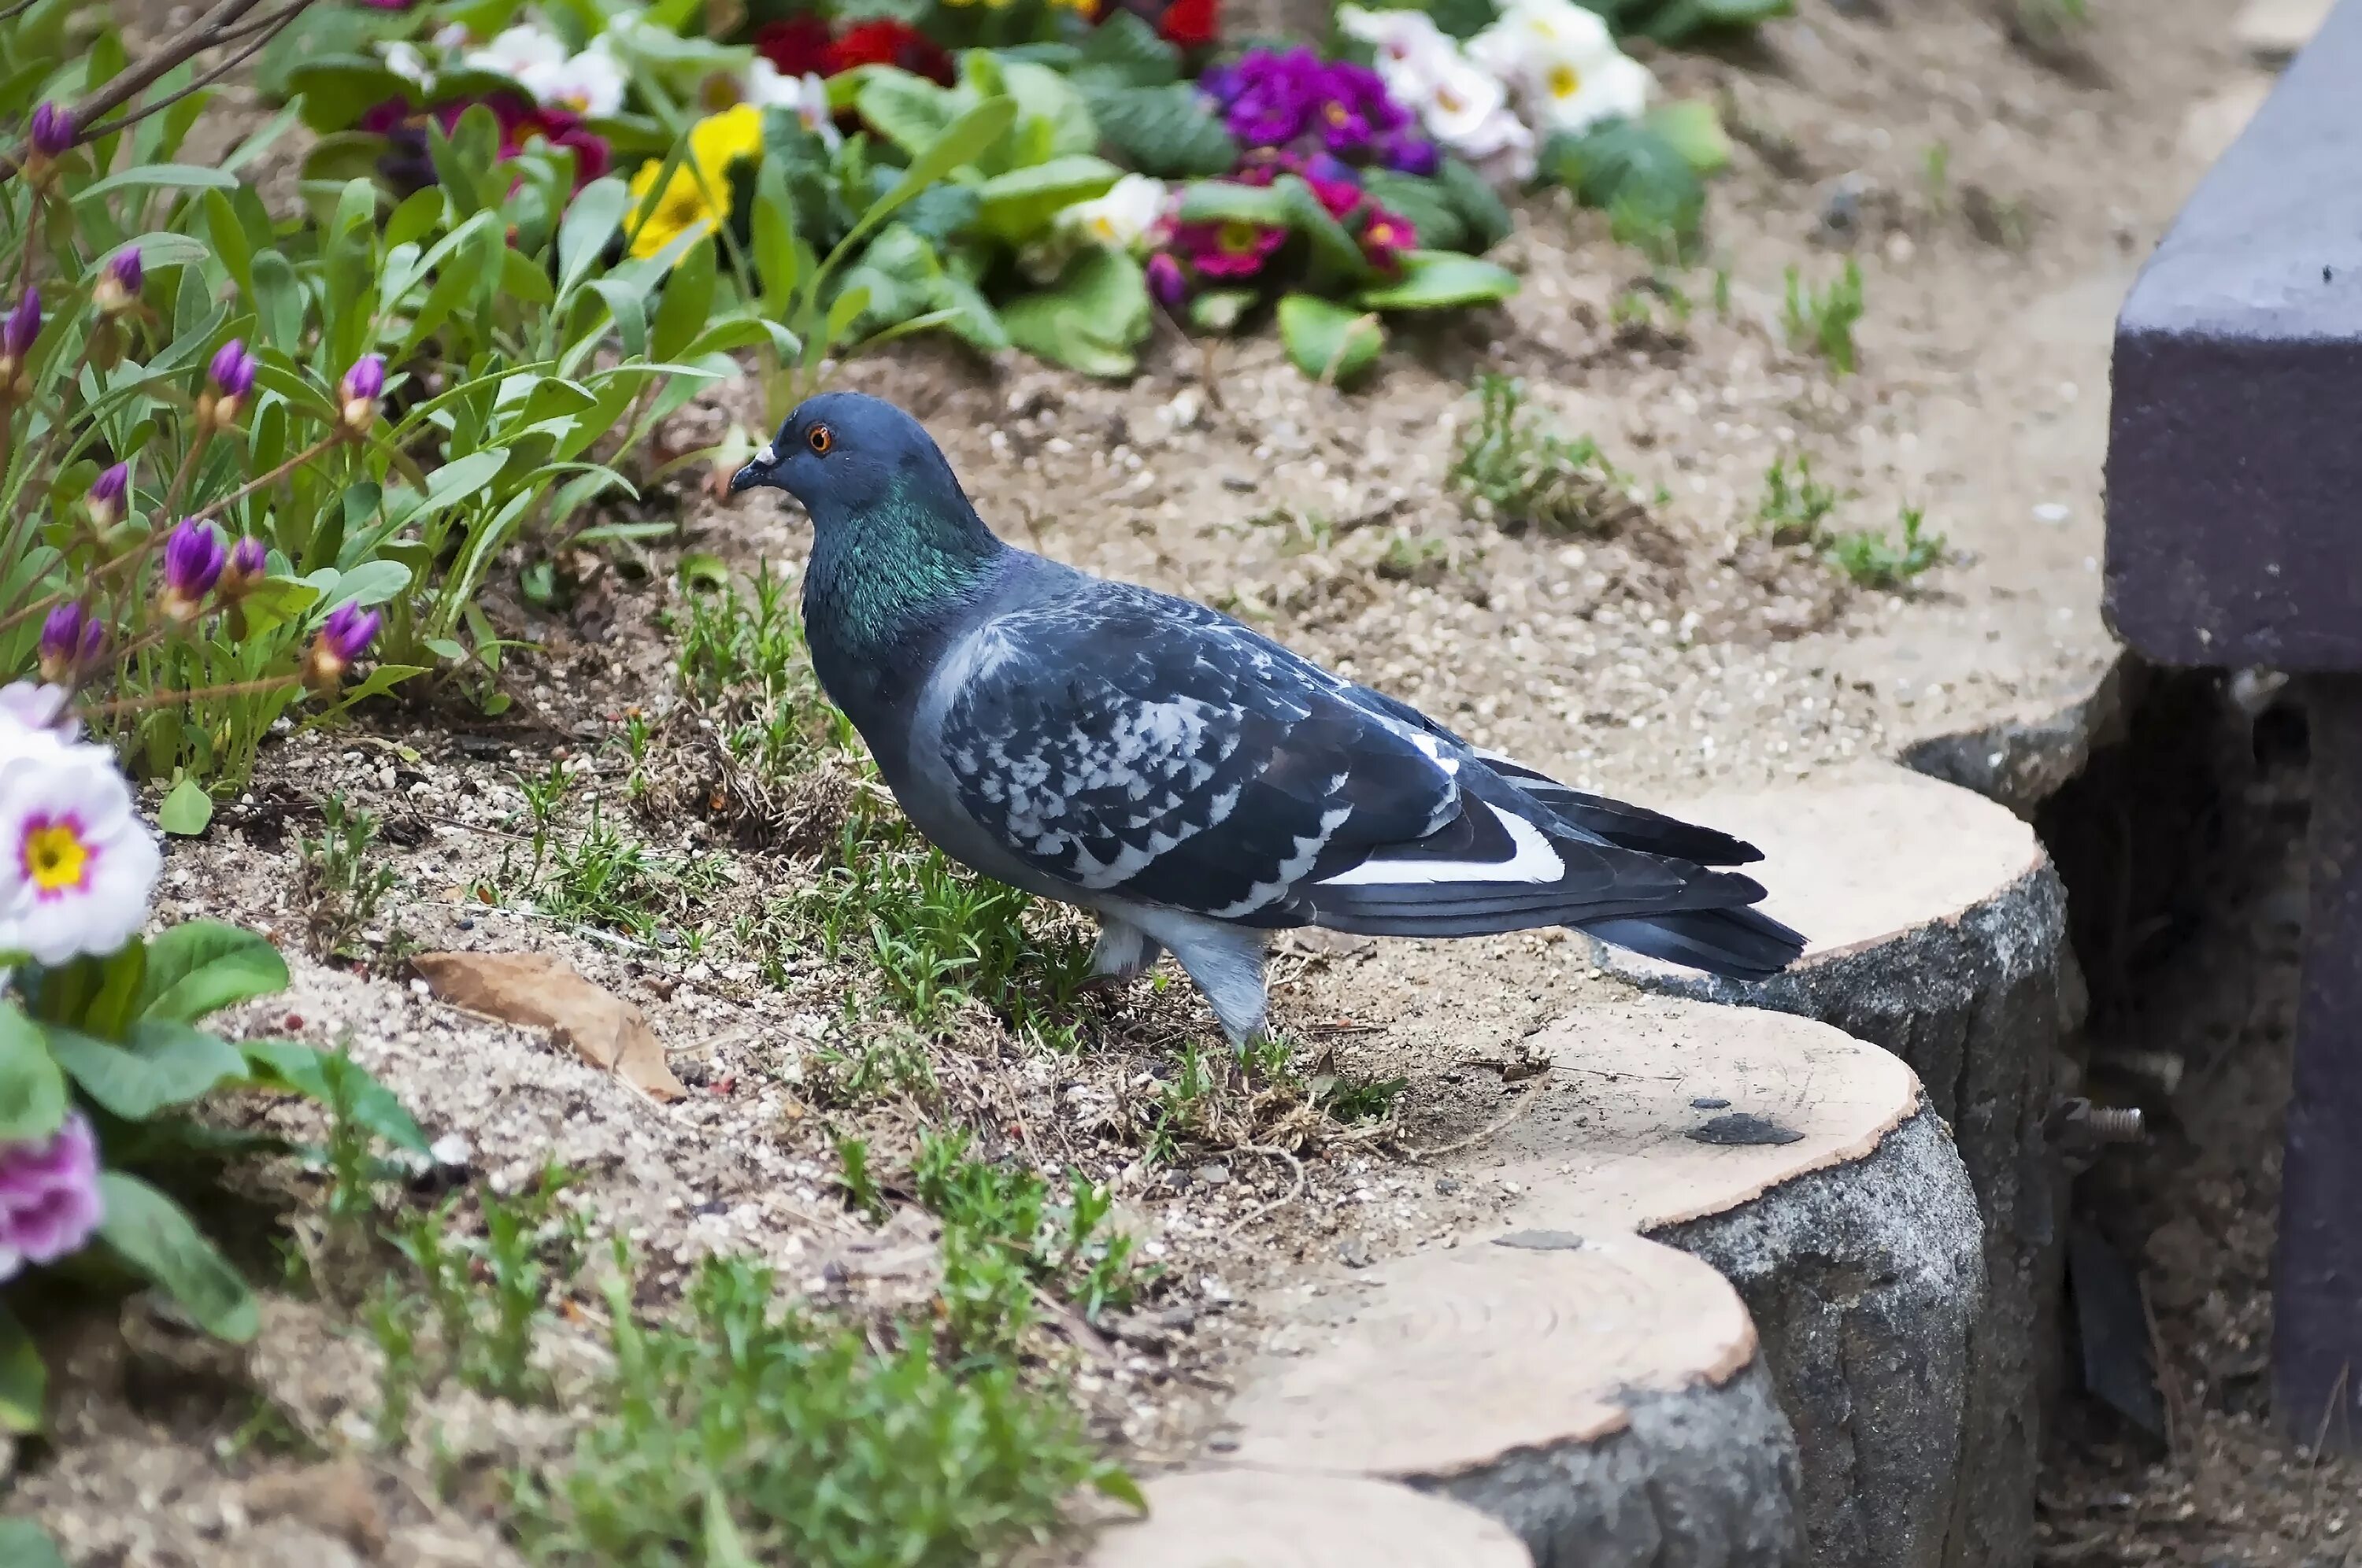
[410,951,686,1101]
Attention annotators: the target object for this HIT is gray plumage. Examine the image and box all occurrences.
[731,392,1805,1045]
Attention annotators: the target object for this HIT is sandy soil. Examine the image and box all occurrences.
[6,0,2285,1561]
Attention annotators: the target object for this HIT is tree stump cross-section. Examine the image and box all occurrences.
[1589,763,2064,1568]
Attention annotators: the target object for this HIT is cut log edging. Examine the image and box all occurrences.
[1591,770,2071,1568]
[1649,1110,1983,1568]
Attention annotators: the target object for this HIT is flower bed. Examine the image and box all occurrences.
[268,0,1772,382]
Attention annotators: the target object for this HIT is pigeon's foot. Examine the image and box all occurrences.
[1087,915,1165,986]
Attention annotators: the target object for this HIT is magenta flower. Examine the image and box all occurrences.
[27,102,72,160]
[208,338,257,398]
[304,602,383,691]
[37,603,104,685]
[85,462,129,528]
[0,1112,105,1282]
[94,247,143,314]
[1383,131,1438,176]
[2,290,38,361]
[1359,206,1418,271]
[1171,217,1287,279]
[1201,49,1324,147]
[158,519,225,620]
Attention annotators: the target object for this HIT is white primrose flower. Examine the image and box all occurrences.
[465,20,568,84]
[1472,0,1654,136]
[0,689,160,967]
[742,60,842,151]
[380,40,432,86]
[1059,175,1169,254]
[1339,5,1534,178]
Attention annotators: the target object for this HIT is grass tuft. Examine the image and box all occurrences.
[1782,258,1865,375]
[1758,456,1842,544]
[1823,506,1948,590]
[1450,374,1638,537]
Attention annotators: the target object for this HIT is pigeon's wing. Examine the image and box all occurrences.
[935,591,1459,923]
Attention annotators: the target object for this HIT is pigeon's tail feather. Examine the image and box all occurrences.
[1575,904,1806,985]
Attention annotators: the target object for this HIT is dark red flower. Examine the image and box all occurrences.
[1159,0,1219,49]
[826,19,953,83]
[754,15,832,78]
[360,93,609,196]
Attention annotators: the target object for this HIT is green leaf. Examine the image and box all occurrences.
[1279,176,1375,284]
[1070,11,1180,89]
[418,449,513,517]
[1277,294,1383,386]
[1646,99,1733,175]
[854,67,956,160]
[157,778,213,837]
[559,176,630,297]
[705,1487,757,1568]
[1541,117,1705,259]
[1436,157,1513,253]
[1187,289,1256,333]
[651,235,717,363]
[95,1173,260,1342]
[47,1021,247,1119]
[975,155,1122,245]
[0,1521,66,1568]
[138,921,289,1024]
[239,1041,429,1156]
[235,576,324,637]
[0,1008,67,1143]
[72,164,239,201]
[998,60,1100,162]
[1092,1464,1150,1513]
[1356,250,1520,310]
[0,1301,45,1434]
[1175,179,1293,228]
[1001,246,1151,379]
[1084,84,1238,179]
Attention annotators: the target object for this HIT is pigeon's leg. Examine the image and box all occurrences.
[1128,908,1270,1048]
[1084,913,1164,990]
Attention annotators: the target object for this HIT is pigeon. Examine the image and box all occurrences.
[729,392,1805,1045]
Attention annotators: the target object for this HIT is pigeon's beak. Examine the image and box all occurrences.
[727,459,766,496]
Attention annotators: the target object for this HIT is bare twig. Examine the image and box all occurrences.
[74,0,311,147]
[1403,1073,1552,1159]
[1221,1144,1305,1237]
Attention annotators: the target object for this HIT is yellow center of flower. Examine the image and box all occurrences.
[1436,87,1464,113]
[1324,103,1350,126]
[23,819,89,895]
[626,105,765,260]
[1217,220,1263,255]
[1547,62,1583,99]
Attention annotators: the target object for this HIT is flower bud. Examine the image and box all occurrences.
[339,353,386,431]
[157,518,226,622]
[37,602,104,685]
[28,103,72,158]
[203,338,257,429]
[92,247,142,315]
[303,602,382,693]
[84,462,128,530]
[218,535,268,601]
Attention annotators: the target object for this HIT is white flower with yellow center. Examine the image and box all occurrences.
[465,21,568,86]
[0,704,159,967]
[1059,175,1169,254]
[537,41,629,118]
[1472,0,1654,136]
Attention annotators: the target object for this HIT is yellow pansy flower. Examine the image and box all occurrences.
[626,103,766,260]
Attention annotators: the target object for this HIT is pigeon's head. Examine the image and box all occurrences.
[728,392,959,525]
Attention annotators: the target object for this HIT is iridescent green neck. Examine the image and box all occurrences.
[802,485,1004,705]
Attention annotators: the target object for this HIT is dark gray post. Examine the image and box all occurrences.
[2104,0,2362,1445]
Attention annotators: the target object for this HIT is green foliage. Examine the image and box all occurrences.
[671,560,860,812]
[298,793,398,959]
[1276,294,1383,386]
[1758,455,1841,543]
[0,917,417,1429]
[1823,506,1947,590]
[491,801,734,943]
[1541,105,1736,261]
[1001,246,1154,380]
[1450,375,1632,535]
[390,1167,586,1403]
[792,810,1094,1042]
[1783,257,1865,375]
[513,1256,1134,1568]
[911,1128,1150,1333]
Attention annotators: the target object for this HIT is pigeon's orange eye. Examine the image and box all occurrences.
[806,424,834,455]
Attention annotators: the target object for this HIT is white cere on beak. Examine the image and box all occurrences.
[755,442,776,465]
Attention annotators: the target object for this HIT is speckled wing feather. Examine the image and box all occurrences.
[936,586,1457,923]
